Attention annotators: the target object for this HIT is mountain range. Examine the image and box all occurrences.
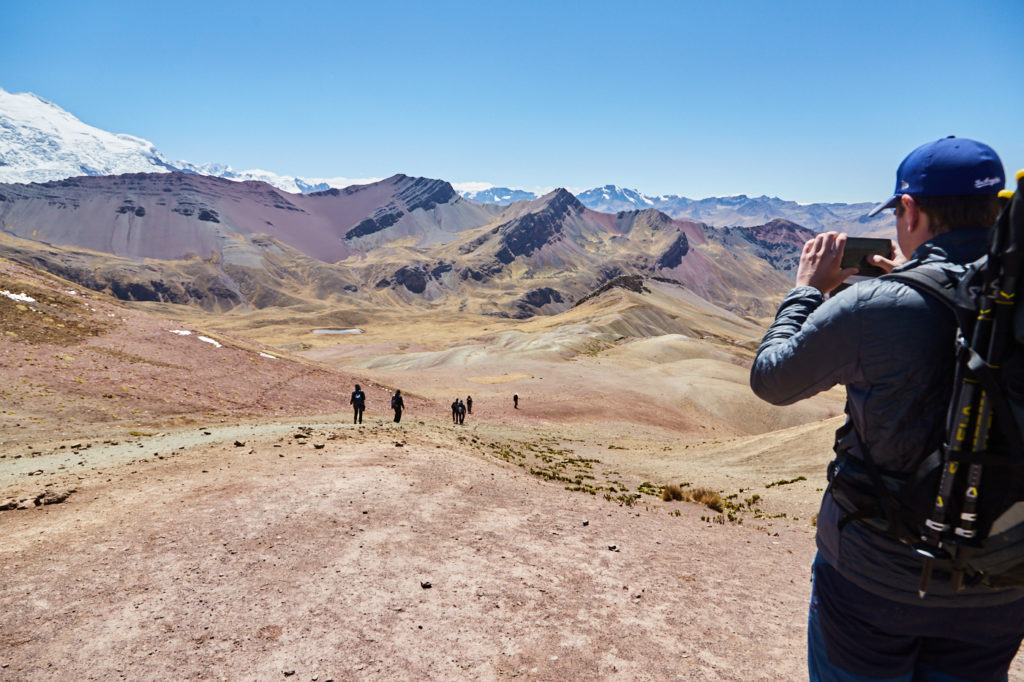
[0,170,812,319]
[0,87,892,235]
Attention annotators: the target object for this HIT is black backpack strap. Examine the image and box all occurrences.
[883,268,960,316]
[888,267,1024,456]
[829,418,919,542]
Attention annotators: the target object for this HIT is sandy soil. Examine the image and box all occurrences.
[1,416,817,681]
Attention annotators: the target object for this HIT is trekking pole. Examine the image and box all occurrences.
[914,173,1023,597]
[914,329,985,596]
[947,180,1022,590]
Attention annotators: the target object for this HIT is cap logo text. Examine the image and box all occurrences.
[975,177,1002,189]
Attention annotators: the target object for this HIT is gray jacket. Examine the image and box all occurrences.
[751,227,1024,605]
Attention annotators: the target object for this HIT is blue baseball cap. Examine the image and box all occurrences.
[868,136,1005,216]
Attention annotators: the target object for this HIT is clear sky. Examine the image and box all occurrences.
[2,0,1022,203]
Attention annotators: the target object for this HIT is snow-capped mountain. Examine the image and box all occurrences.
[0,87,178,183]
[575,185,657,213]
[0,87,377,193]
[458,186,540,205]
[173,162,343,194]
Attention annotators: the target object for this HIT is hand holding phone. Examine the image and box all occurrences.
[840,238,894,277]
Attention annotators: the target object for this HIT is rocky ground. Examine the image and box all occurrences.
[1,416,816,681]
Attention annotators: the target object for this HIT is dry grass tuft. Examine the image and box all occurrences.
[681,487,724,513]
[661,484,684,501]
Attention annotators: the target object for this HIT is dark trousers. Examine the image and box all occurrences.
[393,409,402,423]
[353,406,364,424]
[809,554,1024,681]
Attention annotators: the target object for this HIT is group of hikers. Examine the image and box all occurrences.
[451,396,470,424]
[350,385,514,425]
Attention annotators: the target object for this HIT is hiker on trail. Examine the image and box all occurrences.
[456,399,466,425]
[750,138,1024,680]
[350,384,366,424]
[466,395,473,414]
[391,390,404,423]
[451,398,459,424]
[513,393,519,409]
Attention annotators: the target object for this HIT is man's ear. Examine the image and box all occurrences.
[901,194,924,234]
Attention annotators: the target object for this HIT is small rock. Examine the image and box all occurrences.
[420,581,432,589]
[234,441,245,447]
[314,444,325,450]
[38,489,74,506]
[582,520,589,526]
[395,441,404,447]
[608,544,617,551]
[283,671,295,677]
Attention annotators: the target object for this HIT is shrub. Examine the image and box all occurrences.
[661,484,685,501]
[681,487,724,513]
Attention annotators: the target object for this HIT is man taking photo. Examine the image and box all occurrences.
[750,137,1024,680]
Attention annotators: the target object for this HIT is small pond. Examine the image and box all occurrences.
[312,328,364,335]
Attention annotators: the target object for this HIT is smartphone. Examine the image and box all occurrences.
[841,237,893,277]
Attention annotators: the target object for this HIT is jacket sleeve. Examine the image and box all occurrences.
[750,285,861,406]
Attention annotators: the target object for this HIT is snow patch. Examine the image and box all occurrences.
[197,336,222,348]
[258,352,277,359]
[168,329,192,336]
[2,290,36,303]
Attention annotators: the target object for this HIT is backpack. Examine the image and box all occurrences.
[829,175,1024,594]
[391,394,400,409]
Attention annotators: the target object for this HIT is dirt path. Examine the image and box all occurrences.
[1,417,817,681]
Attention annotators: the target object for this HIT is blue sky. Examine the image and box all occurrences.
[2,0,1022,203]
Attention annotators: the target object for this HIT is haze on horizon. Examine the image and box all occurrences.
[1,0,1022,204]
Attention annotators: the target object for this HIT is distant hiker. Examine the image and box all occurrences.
[456,399,466,425]
[466,395,473,414]
[513,393,519,409]
[451,398,459,424]
[350,384,366,424]
[391,390,404,423]
[750,138,1024,680]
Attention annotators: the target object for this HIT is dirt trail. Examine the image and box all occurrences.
[2,416,820,681]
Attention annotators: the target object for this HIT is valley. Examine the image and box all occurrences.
[0,243,852,679]
[0,145,901,679]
